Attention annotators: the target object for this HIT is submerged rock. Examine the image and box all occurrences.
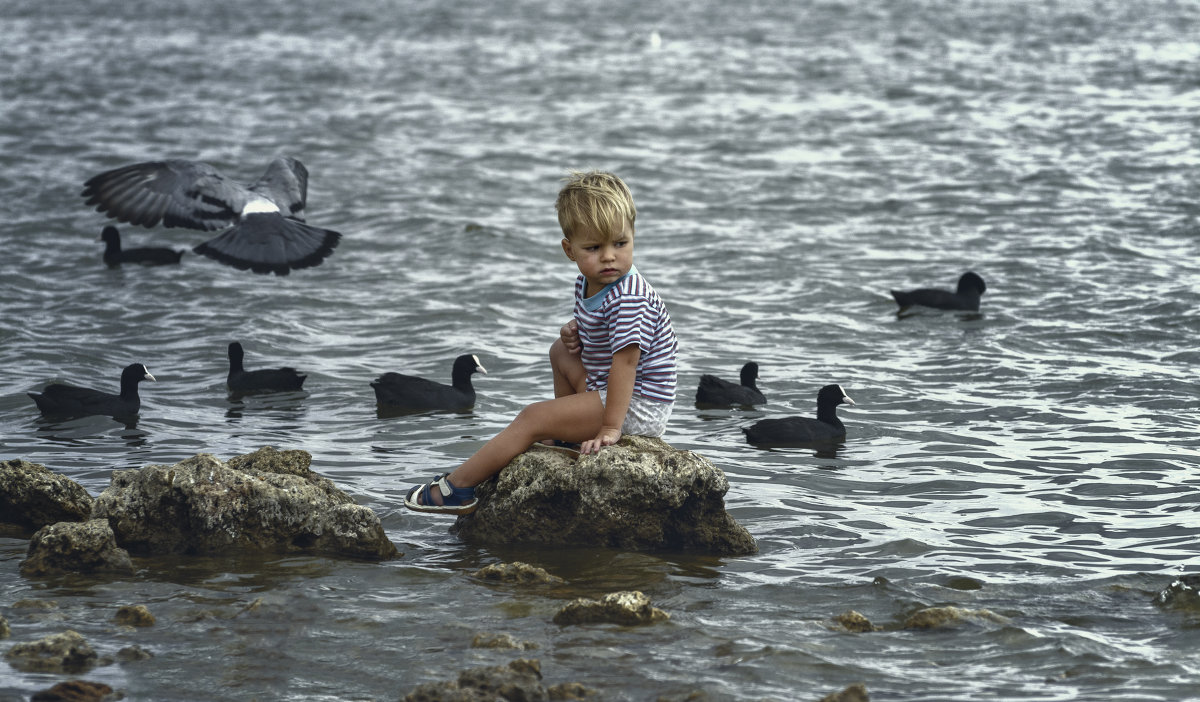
[818,683,870,702]
[113,605,155,627]
[902,606,1009,630]
[0,459,93,530]
[29,680,121,702]
[91,447,398,560]
[472,561,565,585]
[1154,574,1200,613]
[553,590,669,626]
[20,519,133,577]
[833,610,878,633]
[470,632,538,650]
[5,630,98,673]
[452,437,756,555]
[402,658,543,701]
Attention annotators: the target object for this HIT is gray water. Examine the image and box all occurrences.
[2,0,1199,699]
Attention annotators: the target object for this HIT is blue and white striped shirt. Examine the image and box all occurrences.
[574,267,678,403]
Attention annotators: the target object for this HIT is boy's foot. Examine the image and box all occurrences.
[405,474,478,515]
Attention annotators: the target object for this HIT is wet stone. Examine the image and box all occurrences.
[553,591,669,626]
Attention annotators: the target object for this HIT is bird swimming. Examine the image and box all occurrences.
[742,384,854,446]
[227,342,306,395]
[28,363,155,419]
[371,354,487,412]
[82,156,341,275]
[98,225,184,266]
[890,271,987,313]
[695,361,766,408]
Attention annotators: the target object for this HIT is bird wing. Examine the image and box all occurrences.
[82,159,250,232]
[248,156,309,221]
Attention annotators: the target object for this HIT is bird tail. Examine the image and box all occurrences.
[193,213,341,276]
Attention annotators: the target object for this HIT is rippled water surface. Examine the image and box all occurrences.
[2,0,1199,699]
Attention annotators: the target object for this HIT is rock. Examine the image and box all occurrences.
[116,645,153,662]
[473,562,565,585]
[0,459,93,530]
[5,630,98,673]
[30,680,122,702]
[818,683,869,702]
[452,437,756,555]
[0,615,8,639]
[402,658,546,701]
[91,447,398,560]
[1154,574,1200,613]
[832,610,877,633]
[552,590,669,626]
[114,605,155,627]
[470,632,537,650]
[20,519,134,577]
[548,682,595,700]
[902,606,1009,630]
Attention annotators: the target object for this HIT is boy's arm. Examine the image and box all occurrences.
[581,344,640,454]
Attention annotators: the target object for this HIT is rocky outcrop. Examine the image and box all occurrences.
[401,658,593,701]
[20,519,133,577]
[4,630,98,673]
[553,591,669,626]
[452,437,756,555]
[91,447,398,560]
[0,459,93,530]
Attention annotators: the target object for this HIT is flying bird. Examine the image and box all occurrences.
[82,156,341,275]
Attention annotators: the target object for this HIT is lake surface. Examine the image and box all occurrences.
[2,0,1199,699]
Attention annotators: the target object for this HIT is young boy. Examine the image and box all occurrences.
[406,170,678,515]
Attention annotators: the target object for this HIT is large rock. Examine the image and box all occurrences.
[20,519,133,577]
[452,437,756,555]
[91,447,398,560]
[0,459,93,530]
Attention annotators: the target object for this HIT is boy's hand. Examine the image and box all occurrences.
[560,319,581,355]
[580,427,622,455]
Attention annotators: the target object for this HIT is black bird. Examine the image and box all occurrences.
[98,225,184,266]
[695,361,766,408]
[742,384,855,445]
[227,342,306,394]
[891,271,986,313]
[28,363,155,418]
[372,354,487,412]
[82,156,341,275]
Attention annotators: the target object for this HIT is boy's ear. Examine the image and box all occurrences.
[561,238,575,261]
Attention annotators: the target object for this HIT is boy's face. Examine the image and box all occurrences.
[562,218,635,297]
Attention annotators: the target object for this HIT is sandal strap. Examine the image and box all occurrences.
[433,473,475,506]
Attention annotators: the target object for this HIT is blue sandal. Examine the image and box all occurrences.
[405,473,479,515]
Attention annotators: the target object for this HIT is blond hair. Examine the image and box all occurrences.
[555,170,636,240]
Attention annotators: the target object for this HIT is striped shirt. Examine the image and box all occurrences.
[574,267,678,403]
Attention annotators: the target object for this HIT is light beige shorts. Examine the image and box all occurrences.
[598,389,673,437]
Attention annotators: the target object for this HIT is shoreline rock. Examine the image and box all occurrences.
[91,447,398,560]
[20,519,133,577]
[0,459,93,530]
[452,437,757,555]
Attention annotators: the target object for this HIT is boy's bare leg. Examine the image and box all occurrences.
[550,337,588,398]
[416,391,605,506]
